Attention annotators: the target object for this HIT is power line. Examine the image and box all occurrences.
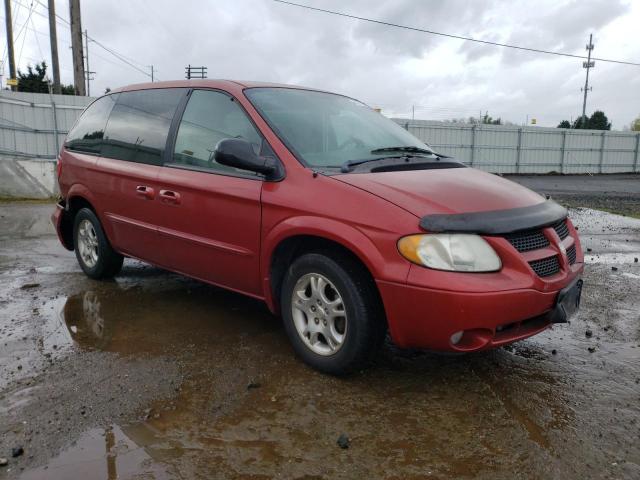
[272,0,640,67]
[12,0,152,79]
[16,0,37,66]
[33,0,149,69]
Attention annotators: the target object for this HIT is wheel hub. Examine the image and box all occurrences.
[77,219,99,268]
[291,272,347,356]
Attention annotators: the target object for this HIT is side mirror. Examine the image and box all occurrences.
[214,138,281,179]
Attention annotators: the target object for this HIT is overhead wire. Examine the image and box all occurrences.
[10,0,152,79]
[16,0,36,66]
[272,0,640,67]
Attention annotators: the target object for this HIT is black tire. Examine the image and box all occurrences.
[280,251,386,375]
[73,208,123,279]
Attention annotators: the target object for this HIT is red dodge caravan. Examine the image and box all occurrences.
[52,80,584,374]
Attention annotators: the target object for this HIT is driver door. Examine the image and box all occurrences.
[155,89,265,296]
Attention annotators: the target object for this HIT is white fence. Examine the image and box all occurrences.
[0,91,93,198]
[0,91,638,198]
[0,91,93,160]
[393,119,640,174]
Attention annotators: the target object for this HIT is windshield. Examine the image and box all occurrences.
[244,87,433,168]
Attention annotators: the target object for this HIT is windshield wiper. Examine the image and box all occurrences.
[340,156,401,172]
[370,146,435,155]
[341,154,436,173]
[341,146,450,173]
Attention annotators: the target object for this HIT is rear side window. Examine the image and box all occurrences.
[102,88,186,165]
[65,94,118,154]
[171,89,263,175]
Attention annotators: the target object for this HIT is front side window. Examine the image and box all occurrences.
[171,89,263,175]
[65,94,118,154]
[245,88,433,169]
[102,88,186,165]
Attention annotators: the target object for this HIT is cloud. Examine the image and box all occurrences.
[3,0,638,128]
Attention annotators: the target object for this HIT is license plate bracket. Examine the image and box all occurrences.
[550,278,583,324]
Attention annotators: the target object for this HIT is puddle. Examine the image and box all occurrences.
[17,425,173,480]
[53,284,279,355]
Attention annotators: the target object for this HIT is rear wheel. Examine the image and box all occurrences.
[73,208,123,279]
[281,252,385,375]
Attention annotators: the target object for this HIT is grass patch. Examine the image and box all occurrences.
[0,196,57,204]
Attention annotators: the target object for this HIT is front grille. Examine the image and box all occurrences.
[529,255,560,277]
[506,229,550,252]
[566,244,577,265]
[553,220,569,240]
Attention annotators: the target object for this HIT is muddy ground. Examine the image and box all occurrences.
[1,186,639,479]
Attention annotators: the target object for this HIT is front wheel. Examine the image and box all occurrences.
[73,208,123,279]
[280,252,386,375]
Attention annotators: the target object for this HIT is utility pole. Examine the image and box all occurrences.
[47,0,61,94]
[84,29,95,96]
[150,65,154,82]
[4,0,17,91]
[69,0,86,95]
[185,65,207,79]
[580,33,595,126]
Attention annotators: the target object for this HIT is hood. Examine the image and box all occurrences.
[333,167,545,218]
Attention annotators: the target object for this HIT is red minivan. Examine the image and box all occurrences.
[52,80,583,374]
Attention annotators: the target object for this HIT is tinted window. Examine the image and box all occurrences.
[102,88,185,165]
[65,94,118,154]
[171,90,263,175]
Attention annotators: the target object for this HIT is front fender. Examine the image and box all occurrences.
[261,215,409,312]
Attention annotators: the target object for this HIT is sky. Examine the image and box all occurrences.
[1,0,639,128]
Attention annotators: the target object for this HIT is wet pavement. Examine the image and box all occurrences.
[506,174,640,218]
[0,202,639,479]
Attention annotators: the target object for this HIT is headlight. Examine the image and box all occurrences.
[397,234,501,272]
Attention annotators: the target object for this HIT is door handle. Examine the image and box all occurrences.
[159,189,181,205]
[135,185,155,200]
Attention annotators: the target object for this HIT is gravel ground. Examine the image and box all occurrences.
[0,193,638,479]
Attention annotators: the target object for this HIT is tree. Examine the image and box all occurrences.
[481,112,501,125]
[17,60,77,95]
[462,113,502,125]
[629,115,640,132]
[567,111,611,130]
[557,120,571,128]
[572,116,588,129]
[61,84,76,95]
[17,62,50,93]
[588,110,611,130]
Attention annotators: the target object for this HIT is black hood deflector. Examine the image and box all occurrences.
[419,200,568,235]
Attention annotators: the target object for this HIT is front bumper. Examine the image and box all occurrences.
[377,265,583,351]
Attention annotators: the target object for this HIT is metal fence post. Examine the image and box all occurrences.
[51,100,60,157]
[515,127,522,173]
[470,125,476,167]
[560,130,567,174]
[599,131,606,174]
[634,133,640,173]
